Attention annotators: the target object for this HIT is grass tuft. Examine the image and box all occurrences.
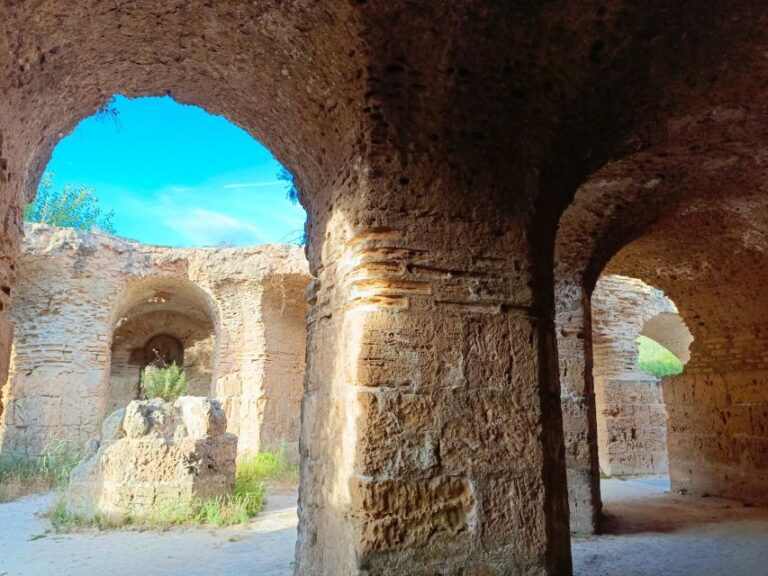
[237,444,298,486]
[637,335,684,378]
[0,441,81,503]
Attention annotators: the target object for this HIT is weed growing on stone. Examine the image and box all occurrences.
[0,441,81,503]
[140,361,187,402]
[48,496,125,531]
[49,483,266,532]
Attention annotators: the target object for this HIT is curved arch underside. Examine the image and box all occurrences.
[3,2,768,574]
[640,312,693,365]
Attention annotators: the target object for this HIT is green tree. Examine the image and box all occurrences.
[277,167,306,245]
[24,173,116,234]
[277,166,298,204]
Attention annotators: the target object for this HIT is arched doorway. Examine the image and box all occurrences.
[107,275,218,415]
[592,275,692,480]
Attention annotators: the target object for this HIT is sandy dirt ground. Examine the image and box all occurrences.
[0,487,298,576]
[572,477,768,576]
[3,478,768,575]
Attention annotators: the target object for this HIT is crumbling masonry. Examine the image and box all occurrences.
[2,3,768,574]
[0,224,309,460]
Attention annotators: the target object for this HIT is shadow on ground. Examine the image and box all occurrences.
[573,477,768,576]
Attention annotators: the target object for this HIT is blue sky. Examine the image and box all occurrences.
[42,95,306,246]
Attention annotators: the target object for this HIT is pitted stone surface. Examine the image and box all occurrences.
[591,275,692,477]
[3,3,768,574]
[66,396,237,520]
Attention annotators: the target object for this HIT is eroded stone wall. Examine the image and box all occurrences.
[595,379,669,476]
[591,275,691,477]
[4,2,762,572]
[664,340,768,503]
[259,275,307,461]
[0,224,310,459]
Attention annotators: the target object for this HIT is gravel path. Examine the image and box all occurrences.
[0,488,298,576]
[573,477,768,576]
[4,478,767,575]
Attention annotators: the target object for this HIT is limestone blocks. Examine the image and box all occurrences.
[66,396,237,520]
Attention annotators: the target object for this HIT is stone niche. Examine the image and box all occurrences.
[107,280,218,415]
[142,334,185,367]
[66,396,237,520]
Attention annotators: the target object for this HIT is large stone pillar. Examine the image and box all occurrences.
[555,281,601,534]
[296,162,572,575]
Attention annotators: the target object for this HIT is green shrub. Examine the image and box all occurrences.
[0,440,81,503]
[237,444,298,485]
[637,335,684,378]
[140,362,187,402]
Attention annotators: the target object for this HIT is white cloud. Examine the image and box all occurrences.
[95,172,306,247]
[163,207,270,246]
[222,180,281,190]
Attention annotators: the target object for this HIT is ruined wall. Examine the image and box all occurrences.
[259,275,307,461]
[591,275,691,477]
[3,2,762,572]
[596,379,669,476]
[0,224,310,458]
[663,338,768,503]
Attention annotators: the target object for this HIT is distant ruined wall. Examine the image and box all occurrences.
[259,274,307,462]
[591,275,692,477]
[0,224,310,458]
[664,335,768,503]
[595,378,669,476]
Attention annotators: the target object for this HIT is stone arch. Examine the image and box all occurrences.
[592,276,692,383]
[591,276,693,477]
[599,206,768,504]
[555,99,768,533]
[640,313,693,365]
[0,23,363,569]
[1,5,367,214]
[106,275,220,415]
[6,4,768,574]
